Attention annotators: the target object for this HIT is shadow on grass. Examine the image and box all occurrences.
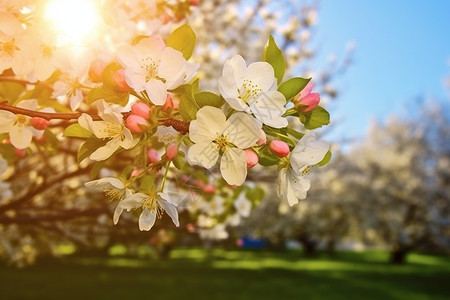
[1,249,449,300]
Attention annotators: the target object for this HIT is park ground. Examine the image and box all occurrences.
[1,248,449,300]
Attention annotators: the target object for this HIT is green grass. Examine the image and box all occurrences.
[1,249,449,300]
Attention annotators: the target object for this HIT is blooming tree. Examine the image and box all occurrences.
[0,0,333,265]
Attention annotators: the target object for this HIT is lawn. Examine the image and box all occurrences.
[1,248,449,300]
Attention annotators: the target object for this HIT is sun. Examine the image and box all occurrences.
[45,0,100,46]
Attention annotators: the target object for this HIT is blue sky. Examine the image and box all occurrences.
[314,0,450,141]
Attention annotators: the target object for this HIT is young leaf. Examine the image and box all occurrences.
[87,86,129,106]
[77,137,107,163]
[63,123,92,138]
[167,24,197,60]
[262,35,285,85]
[171,83,200,121]
[195,91,225,108]
[316,150,332,167]
[300,106,330,130]
[278,77,311,102]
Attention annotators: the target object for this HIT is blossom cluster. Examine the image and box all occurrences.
[0,0,331,237]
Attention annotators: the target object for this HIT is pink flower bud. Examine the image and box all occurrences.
[162,94,174,112]
[147,149,160,164]
[166,144,178,160]
[131,102,151,119]
[131,169,143,177]
[126,115,148,133]
[256,129,267,146]
[160,13,172,24]
[88,59,106,82]
[244,148,258,169]
[14,148,26,158]
[294,81,320,113]
[190,0,200,6]
[203,184,216,194]
[113,69,130,92]
[297,93,320,113]
[299,82,314,99]
[269,140,290,158]
[194,179,204,188]
[30,117,50,130]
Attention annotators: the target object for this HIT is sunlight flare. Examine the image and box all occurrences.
[45,0,99,46]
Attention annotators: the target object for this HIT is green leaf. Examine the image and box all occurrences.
[0,82,25,103]
[87,86,129,106]
[173,151,186,170]
[172,83,200,121]
[316,150,332,167]
[167,24,197,60]
[140,174,156,193]
[278,77,311,102]
[195,91,224,108]
[77,137,107,163]
[102,62,123,89]
[63,123,92,138]
[286,127,305,140]
[90,161,106,179]
[258,145,279,166]
[43,129,60,150]
[301,106,330,130]
[262,35,285,85]
[246,187,265,204]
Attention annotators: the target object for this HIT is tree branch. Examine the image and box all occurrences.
[0,101,190,133]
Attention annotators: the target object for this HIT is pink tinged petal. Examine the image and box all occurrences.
[90,137,122,161]
[244,148,258,169]
[0,12,23,36]
[136,37,165,57]
[299,81,314,99]
[126,115,148,133]
[85,177,125,189]
[0,111,15,132]
[146,78,167,106]
[187,142,219,169]
[113,203,124,225]
[160,199,180,227]
[298,93,320,112]
[189,106,226,143]
[139,208,157,231]
[220,148,247,186]
[224,112,260,149]
[10,125,33,149]
[131,102,151,119]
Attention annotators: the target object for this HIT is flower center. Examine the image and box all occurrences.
[141,57,160,82]
[15,114,29,126]
[0,40,19,56]
[105,188,125,201]
[213,134,230,152]
[100,122,123,137]
[40,44,54,58]
[237,79,262,104]
[143,189,158,211]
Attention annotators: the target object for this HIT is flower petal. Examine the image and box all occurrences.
[187,142,219,169]
[85,177,124,190]
[249,90,287,128]
[10,125,32,149]
[146,78,167,106]
[220,148,247,186]
[0,111,15,132]
[90,137,121,161]
[120,193,147,210]
[224,112,260,149]
[189,106,226,144]
[160,199,180,227]
[113,203,124,225]
[139,208,157,231]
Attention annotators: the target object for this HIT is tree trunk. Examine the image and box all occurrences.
[389,247,409,264]
[298,237,317,257]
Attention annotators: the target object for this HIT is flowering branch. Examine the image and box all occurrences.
[0,101,190,133]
